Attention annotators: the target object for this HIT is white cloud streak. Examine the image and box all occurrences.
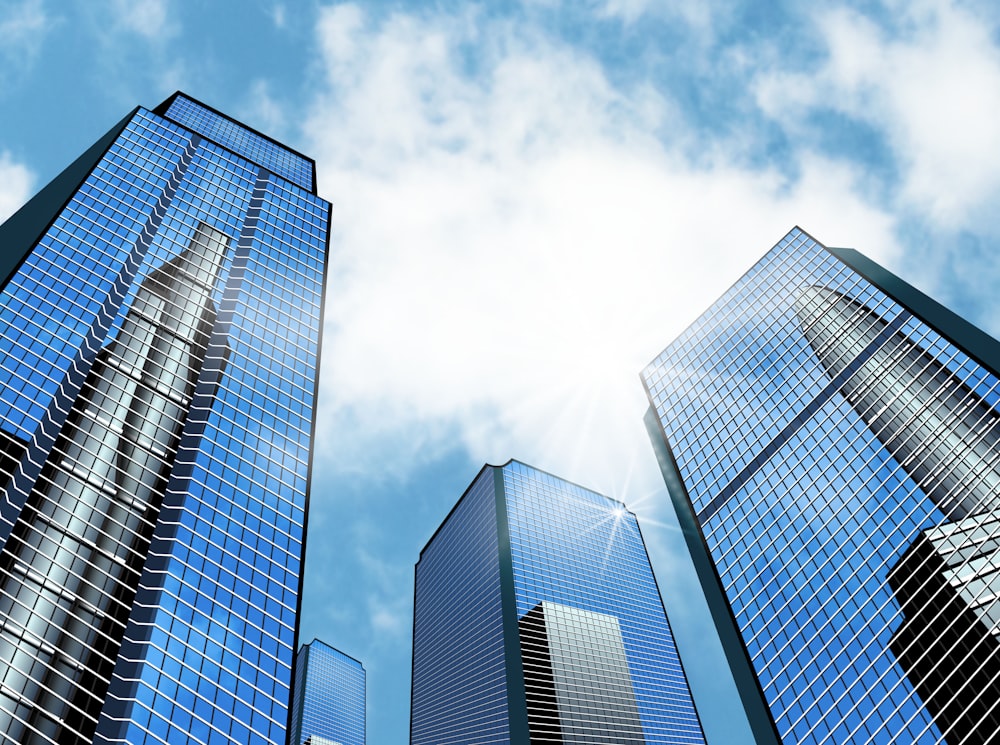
[304,3,900,500]
[243,79,287,141]
[271,3,287,29]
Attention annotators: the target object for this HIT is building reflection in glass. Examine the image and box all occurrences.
[520,600,643,743]
[642,229,1000,744]
[797,284,1000,745]
[796,284,1000,521]
[0,224,228,744]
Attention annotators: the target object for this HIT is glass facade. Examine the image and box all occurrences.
[0,93,329,745]
[289,639,366,745]
[410,460,705,745]
[642,227,1000,744]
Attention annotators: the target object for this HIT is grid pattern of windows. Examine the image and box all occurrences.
[0,95,328,745]
[504,461,705,744]
[519,601,644,742]
[96,145,327,745]
[411,468,512,745]
[0,223,229,744]
[290,640,365,745]
[0,109,193,445]
[411,461,705,745]
[163,95,314,192]
[642,227,1000,744]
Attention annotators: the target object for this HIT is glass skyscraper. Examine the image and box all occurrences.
[642,227,1000,744]
[410,459,705,745]
[0,93,329,745]
[289,639,365,745]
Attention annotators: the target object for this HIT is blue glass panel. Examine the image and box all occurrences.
[642,228,1000,744]
[504,461,705,744]
[290,640,365,745]
[0,95,328,745]
[163,95,314,191]
[410,468,512,745]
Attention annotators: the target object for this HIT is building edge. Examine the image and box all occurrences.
[825,244,1000,378]
[0,109,137,290]
[288,195,334,745]
[493,465,531,743]
[408,556,418,745]
[290,643,311,745]
[154,92,319,194]
[642,407,783,745]
[630,500,709,742]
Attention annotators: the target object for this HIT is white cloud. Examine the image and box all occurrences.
[75,1,185,105]
[304,3,900,502]
[0,0,48,76]
[0,152,33,223]
[109,0,175,39]
[755,0,1000,227]
[271,3,287,29]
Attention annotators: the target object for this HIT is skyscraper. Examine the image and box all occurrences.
[642,227,1000,744]
[290,639,365,745]
[0,93,329,745]
[410,459,705,745]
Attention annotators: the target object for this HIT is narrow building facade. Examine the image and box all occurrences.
[290,639,366,745]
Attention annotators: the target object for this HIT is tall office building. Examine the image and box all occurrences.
[0,93,329,745]
[642,227,1000,744]
[290,639,365,745]
[410,459,705,745]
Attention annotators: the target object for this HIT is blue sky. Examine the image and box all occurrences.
[3,1,1000,743]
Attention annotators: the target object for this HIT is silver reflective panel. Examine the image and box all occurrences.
[0,224,228,744]
[520,600,644,743]
[796,285,1000,520]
